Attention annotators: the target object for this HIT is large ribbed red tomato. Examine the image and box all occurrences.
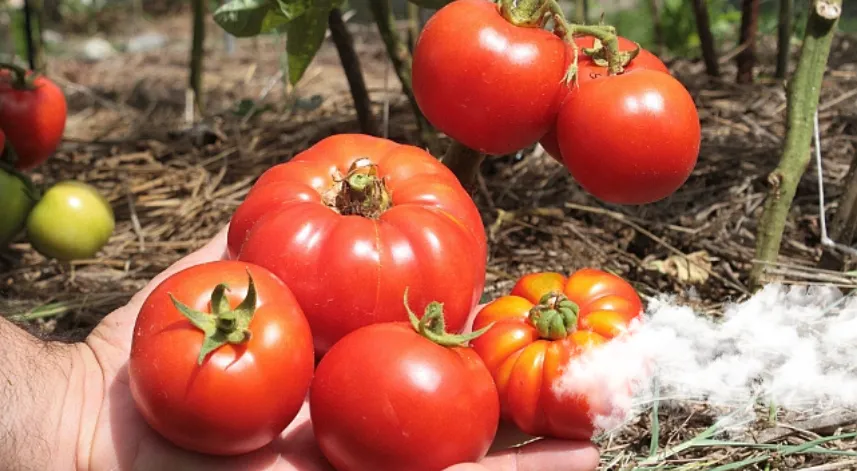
[540,36,670,163]
[470,269,643,440]
[412,0,568,156]
[229,134,487,356]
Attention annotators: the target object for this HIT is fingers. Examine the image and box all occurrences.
[452,439,599,471]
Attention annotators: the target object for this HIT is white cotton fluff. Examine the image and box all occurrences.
[551,284,857,437]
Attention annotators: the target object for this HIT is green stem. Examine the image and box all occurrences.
[749,0,842,289]
[332,158,392,218]
[190,0,205,116]
[690,0,721,77]
[406,3,420,53]
[0,62,35,89]
[736,0,761,84]
[328,8,378,135]
[369,0,435,147]
[403,288,491,347]
[776,0,794,79]
[441,140,485,191]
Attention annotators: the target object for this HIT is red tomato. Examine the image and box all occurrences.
[412,0,569,156]
[230,134,487,356]
[0,70,67,170]
[128,261,315,456]
[310,298,500,471]
[470,269,643,440]
[540,36,670,162]
[555,70,700,205]
[0,129,5,153]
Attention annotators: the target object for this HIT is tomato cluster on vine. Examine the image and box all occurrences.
[0,64,115,261]
[128,134,648,471]
[412,0,701,205]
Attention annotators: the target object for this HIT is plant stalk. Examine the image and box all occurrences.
[328,8,378,135]
[441,140,485,191]
[407,3,420,53]
[575,0,587,23]
[189,0,205,116]
[22,0,44,72]
[776,0,794,79]
[368,0,434,147]
[691,0,720,77]
[646,0,664,57]
[736,0,761,84]
[750,0,842,289]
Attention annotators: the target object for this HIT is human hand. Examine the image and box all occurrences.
[78,226,600,471]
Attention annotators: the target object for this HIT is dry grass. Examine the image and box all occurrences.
[2,12,857,469]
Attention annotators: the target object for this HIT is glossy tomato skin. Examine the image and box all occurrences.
[310,322,500,471]
[540,37,670,163]
[0,167,36,245]
[556,70,700,205]
[470,269,643,440]
[230,134,487,357]
[129,261,315,456]
[0,72,67,170]
[26,180,115,260]
[412,0,569,156]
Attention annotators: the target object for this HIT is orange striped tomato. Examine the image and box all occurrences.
[470,268,643,440]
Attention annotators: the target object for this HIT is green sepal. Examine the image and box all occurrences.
[169,269,258,365]
[404,287,493,347]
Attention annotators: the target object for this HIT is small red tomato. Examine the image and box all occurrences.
[555,69,700,205]
[470,269,643,440]
[129,261,315,456]
[412,0,569,155]
[540,36,670,163]
[310,292,500,471]
[0,69,67,170]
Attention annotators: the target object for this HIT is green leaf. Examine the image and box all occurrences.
[213,0,273,37]
[274,0,313,20]
[286,7,329,85]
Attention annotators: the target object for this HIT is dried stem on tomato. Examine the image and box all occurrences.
[324,157,392,219]
[170,269,258,364]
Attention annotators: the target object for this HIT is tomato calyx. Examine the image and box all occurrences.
[527,292,580,340]
[404,287,492,347]
[169,270,259,365]
[495,0,627,84]
[325,157,392,219]
[0,62,38,90]
[581,38,642,70]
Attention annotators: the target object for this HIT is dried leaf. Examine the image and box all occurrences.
[645,251,712,285]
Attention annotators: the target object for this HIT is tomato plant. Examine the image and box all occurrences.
[0,167,36,245]
[555,69,700,205]
[412,0,569,156]
[129,261,315,456]
[540,36,670,163]
[310,292,499,471]
[0,66,67,171]
[229,133,487,356]
[26,180,115,260]
[469,269,643,440]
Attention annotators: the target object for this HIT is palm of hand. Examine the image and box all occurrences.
[78,228,599,471]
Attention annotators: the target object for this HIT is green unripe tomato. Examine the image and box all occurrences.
[0,167,36,245]
[27,180,115,261]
